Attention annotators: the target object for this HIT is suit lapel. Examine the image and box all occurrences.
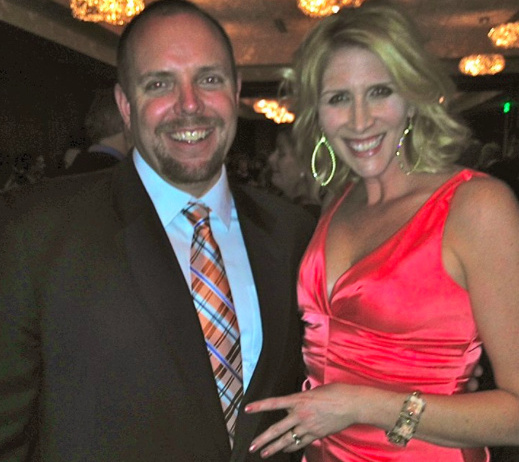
[231,187,297,456]
[235,194,291,396]
[111,159,231,459]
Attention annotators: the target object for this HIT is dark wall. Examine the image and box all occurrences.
[0,20,117,173]
[456,74,519,154]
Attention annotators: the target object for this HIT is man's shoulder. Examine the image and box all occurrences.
[231,184,317,250]
[65,148,120,175]
[233,184,316,222]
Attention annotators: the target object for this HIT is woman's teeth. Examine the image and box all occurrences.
[348,134,383,152]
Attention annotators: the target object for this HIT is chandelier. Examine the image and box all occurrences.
[253,99,295,124]
[70,0,145,26]
[297,0,364,18]
[488,22,519,49]
[458,54,505,76]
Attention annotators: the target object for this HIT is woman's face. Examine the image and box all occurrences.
[318,46,413,179]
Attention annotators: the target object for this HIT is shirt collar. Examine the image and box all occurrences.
[133,148,233,229]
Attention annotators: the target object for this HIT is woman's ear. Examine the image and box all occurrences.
[407,106,417,120]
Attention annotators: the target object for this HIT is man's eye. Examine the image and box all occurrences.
[145,81,166,92]
[201,75,224,86]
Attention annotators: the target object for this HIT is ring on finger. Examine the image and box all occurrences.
[291,429,302,446]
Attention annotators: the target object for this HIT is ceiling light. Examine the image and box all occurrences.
[297,0,364,18]
[253,99,295,124]
[488,22,519,48]
[458,54,505,76]
[70,0,145,26]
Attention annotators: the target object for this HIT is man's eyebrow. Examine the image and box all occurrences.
[197,64,232,75]
[199,64,225,71]
[136,70,173,84]
[136,65,230,82]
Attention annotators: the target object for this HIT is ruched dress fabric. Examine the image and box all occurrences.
[298,169,490,462]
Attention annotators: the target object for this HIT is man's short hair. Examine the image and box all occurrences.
[116,0,237,95]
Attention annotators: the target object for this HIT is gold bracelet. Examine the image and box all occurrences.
[386,391,426,447]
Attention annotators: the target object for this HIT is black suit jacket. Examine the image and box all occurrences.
[63,147,121,176]
[0,158,316,461]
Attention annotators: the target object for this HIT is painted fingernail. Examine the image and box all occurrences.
[249,444,256,452]
[261,449,270,458]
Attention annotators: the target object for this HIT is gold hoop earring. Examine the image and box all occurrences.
[311,134,337,187]
[395,118,419,175]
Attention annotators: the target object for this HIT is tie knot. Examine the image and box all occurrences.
[182,202,211,228]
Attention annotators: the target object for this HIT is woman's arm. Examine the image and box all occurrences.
[414,175,519,446]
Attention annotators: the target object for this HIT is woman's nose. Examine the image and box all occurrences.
[351,101,373,132]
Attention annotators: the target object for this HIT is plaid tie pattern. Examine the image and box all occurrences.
[182,202,243,446]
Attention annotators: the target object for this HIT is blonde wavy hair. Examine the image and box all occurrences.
[285,0,471,192]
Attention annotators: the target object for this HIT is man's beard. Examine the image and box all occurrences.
[153,116,230,186]
[155,141,227,186]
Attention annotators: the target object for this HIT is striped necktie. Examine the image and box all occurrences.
[182,202,243,446]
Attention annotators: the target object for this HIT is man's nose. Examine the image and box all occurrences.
[175,83,204,115]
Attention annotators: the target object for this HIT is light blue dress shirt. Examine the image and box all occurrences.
[133,150,262,390]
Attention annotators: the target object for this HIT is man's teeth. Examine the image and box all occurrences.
[171,130,210,142]
[349,135,383,152]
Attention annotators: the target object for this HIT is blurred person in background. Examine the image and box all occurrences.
[268,128,322,217]
[62,87,132,175]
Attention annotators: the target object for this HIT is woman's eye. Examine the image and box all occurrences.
[328,93,349,105]
[370,86,393,98]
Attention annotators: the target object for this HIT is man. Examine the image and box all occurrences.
[0,1,315,460]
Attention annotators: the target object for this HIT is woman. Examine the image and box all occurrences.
[245,1,519,461]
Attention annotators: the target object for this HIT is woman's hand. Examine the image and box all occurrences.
[245,383,360,458]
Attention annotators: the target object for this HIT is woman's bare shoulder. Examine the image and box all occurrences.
[452,172,517,214]
[447,171,519,242]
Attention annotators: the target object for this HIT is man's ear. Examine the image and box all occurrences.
[114,84,132,130]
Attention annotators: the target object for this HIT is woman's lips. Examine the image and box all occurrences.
[345,134,384,156]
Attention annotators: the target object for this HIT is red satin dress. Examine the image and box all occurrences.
[298,169,490,462]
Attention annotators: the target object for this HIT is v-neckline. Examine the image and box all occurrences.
[323,170,469,302]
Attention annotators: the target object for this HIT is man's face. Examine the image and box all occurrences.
[115,13,241,197]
